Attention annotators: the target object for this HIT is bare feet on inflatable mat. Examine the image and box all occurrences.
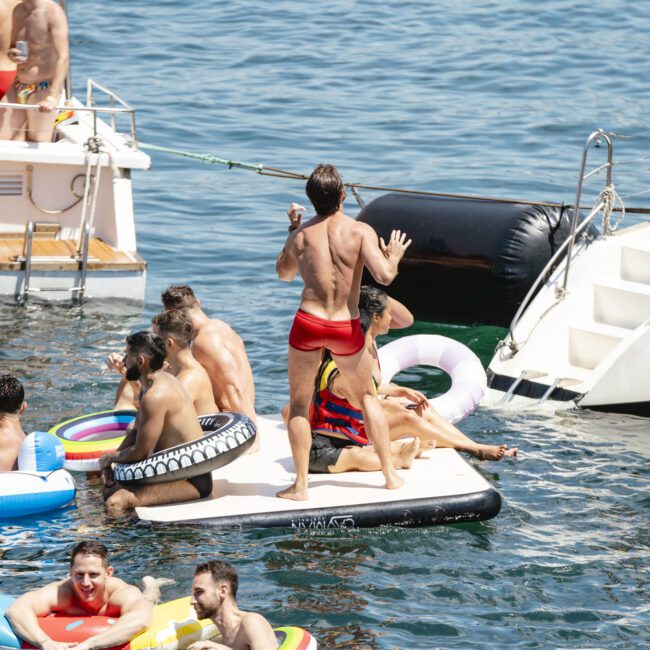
[472,444,517,461]
[396,438,420,469]
[142,576,176,604]
[277,481,309,501]
[385,468,405,490]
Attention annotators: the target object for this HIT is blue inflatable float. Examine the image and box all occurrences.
[0,432,76,519]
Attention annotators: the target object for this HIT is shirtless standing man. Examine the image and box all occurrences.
[6,541,152,650]
[161,286,257,427]
[0,374,26,471]
[99,331,210,516]
[188,560,277,650]
[0,0,69,141]
[0,0,20,100]
[276,163,411,500]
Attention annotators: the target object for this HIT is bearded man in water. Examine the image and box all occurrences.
[99,331,211,515]
[6,541,152,650]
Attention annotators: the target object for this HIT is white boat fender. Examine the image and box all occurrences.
[378,334,487,424]
[113,412,256,484]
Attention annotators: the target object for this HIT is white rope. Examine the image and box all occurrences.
[599,184,625,235]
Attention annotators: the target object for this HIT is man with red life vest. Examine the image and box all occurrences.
[6,541,152,650]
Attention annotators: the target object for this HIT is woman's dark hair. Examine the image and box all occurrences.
[305,164,344,216]
[359,285,388,334]
[125,331,166,371]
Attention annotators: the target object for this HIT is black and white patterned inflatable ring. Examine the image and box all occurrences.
[113,412,256,485]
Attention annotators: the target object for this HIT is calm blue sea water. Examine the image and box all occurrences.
[1,1,649,648]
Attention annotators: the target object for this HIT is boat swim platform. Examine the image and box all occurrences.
[136,415,502,530]
[0,236,145,272]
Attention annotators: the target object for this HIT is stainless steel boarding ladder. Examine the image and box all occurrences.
[16,220,91,304]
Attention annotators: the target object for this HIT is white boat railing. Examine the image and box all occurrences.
[1,78,138,147]
[506,129,614,352]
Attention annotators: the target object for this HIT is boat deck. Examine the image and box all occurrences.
[0,236,145,271]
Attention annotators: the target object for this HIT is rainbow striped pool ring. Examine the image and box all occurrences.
[275,627,318,650]
[48,409,136,472]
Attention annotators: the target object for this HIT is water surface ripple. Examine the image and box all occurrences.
[1,1,649,648]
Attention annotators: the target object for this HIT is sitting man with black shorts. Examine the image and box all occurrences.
[99,332,212,515]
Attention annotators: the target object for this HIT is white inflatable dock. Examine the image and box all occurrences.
[136,416,501,529]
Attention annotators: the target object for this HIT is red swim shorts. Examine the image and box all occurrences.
[289,309,365,356]
[0,70,17,99]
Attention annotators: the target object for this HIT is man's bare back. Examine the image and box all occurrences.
[192,319,256,417]
[0,419,25,471]
[170,355,218,417]
[289,210,406,320]
[276,164,411,501]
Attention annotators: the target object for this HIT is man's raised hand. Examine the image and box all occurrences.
[380,229,412,261]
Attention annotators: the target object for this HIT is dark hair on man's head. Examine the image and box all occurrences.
[194,560,239,598]
[305,164,344,216]
[359,285,388,334]
[125,331,166,371]
[151,310,193,348]
[70,541,109,567]
[0,375,24,414]
[161,285,197,310]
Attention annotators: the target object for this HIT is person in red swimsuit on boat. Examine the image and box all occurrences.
[6,541,152,650]
[275,163,411,500]
[0,0,20,100]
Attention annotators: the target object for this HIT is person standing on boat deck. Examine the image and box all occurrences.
[0,0,20,100]
[276,163,412,501]
[0,374,26,471]
[6,541,152,650]
[188,560,277,650]
[99,331,212,515]
[0,0,69,141]
[161,285,258,445]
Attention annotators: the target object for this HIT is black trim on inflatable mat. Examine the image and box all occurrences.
[114,412,256,484]
[143,488,502,530]
[487,370,582,402]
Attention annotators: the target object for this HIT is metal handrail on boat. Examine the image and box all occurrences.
[1,78,138,147]
[505,129,614,352]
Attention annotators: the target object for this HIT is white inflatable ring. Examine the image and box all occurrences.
[113,412,256,485]
[378,334,487,424]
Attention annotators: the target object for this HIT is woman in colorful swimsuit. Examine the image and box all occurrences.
[308,286,517,473]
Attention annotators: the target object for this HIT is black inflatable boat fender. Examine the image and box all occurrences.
[113,412,256,485]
